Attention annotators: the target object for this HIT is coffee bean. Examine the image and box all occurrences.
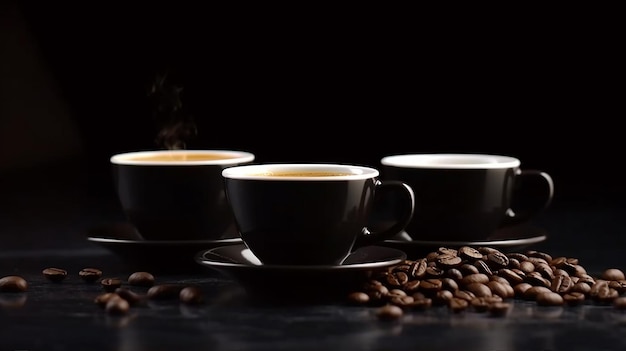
[563,292,586,306]
[425,266,445,278]
[523,286,552,301]
[609,280,626,294]
[465,283,492,298]
[105,295,130,315]
[536,292,564,306]
[179,286,204,305]
[438,247,458,256]
[596,287,619,304]
[79,268,103,283]
[459,263,480,276]
[470,297,491,312]
[458,246,483,261]
[409,259,427,279]
[114,288,144,305]
[347,291,370,305]
[507,253,529,262]
[488,302,512,317]
[487,281,511,299]
[389,295,415,308]
[508,258,521,270]
[147,284,184,300]
[42,268,67,282]
[94,292,120,308]
[602,268,625,281]
[519,261,535,274]
[433,290,454,306]
[473,260,493,275]
[589,280,609,299]
[453,290,476,302]
[0,276,28,292]
[419,278,443,294]
[402,280,421,294]
[571,282,592,295]
[551,275,573,294]
[461,273,489,286]
[376,304,403,320]
[387,289,407,298]
[437,254,462,268]
[445,268,463,281]
[448,297,469,313]
[128,271,155,287]
[527,250,553,263]
[100,278,122,292]
[486,251,509,268]
[410,297,433,310]
[498,268,525,285]
[386,272,409,288]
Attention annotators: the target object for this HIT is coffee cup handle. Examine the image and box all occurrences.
[503,169,554,226]
[354,180,415,248]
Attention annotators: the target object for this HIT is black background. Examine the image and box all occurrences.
[6,3,625,208]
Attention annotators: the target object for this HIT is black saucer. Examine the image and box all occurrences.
[380,223,547,259]
[194,244,407,303]
[86,222,242,273]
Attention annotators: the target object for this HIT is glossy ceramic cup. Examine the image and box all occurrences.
[110,149,255,241]
[222,163,415,266]
[380,153,554,242]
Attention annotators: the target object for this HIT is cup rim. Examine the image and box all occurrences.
[380,153,521,169]
[110,149,255,166]
[222,163,379,180]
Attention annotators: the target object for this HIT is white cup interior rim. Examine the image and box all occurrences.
[110,150,255,166]
[381,154,521,169]
[222,163,379,180]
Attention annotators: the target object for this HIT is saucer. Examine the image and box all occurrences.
[194,244,407,303]
[86,222,242,273]
[380,223,547,259]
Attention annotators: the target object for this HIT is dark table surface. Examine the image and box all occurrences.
[2,159,626,351]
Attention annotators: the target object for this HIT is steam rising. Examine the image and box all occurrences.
[148,72,197,150]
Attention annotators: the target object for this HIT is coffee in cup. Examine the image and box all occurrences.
[380,153,554,242]
[221,163,415,265]
[110,149,255,241]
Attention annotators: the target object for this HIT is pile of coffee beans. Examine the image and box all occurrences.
[346,246,626,320]
[1,269,204,315]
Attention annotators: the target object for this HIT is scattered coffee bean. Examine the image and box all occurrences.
[105,295,130,315]
[0,276,28,292]
[94,292,120,308]
[128,271,155,287]
[100,278,123,292]
[376,304,403,320]
[347,291,370,305]
[42,268,68,282]
[79,268,103,283]
[147,284,184,300]
[179,286,204,305]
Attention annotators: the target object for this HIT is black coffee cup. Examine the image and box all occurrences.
[110,149,255,241]
[380,153,554,242]
[221,163,415,266]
